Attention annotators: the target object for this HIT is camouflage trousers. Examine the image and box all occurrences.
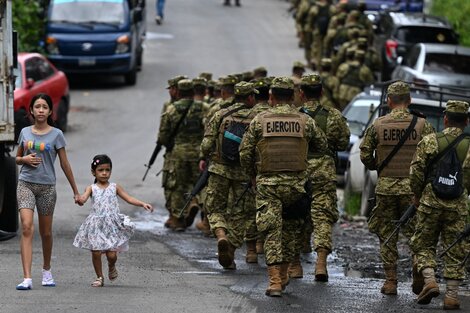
[310,31,324,67]
[205,173,250,248]
[244,191,258,242]
[256,184,305,265]
[411,203,468,280]
[161,156,175,213]
[168,158,200,218]
[311,182,339,252]
[368,194,414,266]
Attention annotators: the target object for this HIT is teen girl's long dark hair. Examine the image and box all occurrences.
[29,93,54,126]
[91,154,113,183]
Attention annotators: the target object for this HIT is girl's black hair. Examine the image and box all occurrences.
[91,154,112,183]
[30,93,54,126]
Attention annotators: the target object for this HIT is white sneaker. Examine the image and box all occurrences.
[16,278,32,290]
[42,269,56,287]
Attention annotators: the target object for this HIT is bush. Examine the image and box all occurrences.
[431,0,470,47]
[344,191,361,216]
[12,0,46,52]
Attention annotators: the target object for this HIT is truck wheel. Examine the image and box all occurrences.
[0,156,18,234]
[136,47,143,71]
[360,171,374,217]
[56,98,69,132]
[125,67,137,86]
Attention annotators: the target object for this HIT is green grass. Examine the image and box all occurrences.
[344,192,361,216]
[431,0,470,47]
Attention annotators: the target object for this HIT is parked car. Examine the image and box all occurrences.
[374,12,459,81]
[337,88,381,184]
[348,0,424,12]
[392,43,470,89]
[45,0,146,85]
[344,83,470,216]
[14,52,70,138]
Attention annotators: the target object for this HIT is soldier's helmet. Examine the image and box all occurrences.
[271,77,295,90]
[444,100,470,115]
[167,75,187,89]
[234,82,259,96]
[387,81,410,96]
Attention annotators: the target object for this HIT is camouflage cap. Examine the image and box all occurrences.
[445,100,470,114]
[293,61,306,70]
[242,71,254,81]
[300,74,322,86]
[271,77,295,90]
[192,77,207,87]
[252,77,272,89]
[234,82,259,95]
[355,49,366,58]
[207,80,216,88]
[253,66,268,76]
[167,75,187,89]
[219,75,238,86]
[199,72,213,81]
[177,79,193,91]
[320,58,332,67]
[346,47,356,57]
[387,81,410,96]
[348,10,360,19]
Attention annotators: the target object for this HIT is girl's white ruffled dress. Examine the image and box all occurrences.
[73,183,135,252]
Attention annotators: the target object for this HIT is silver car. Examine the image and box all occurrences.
[392,43,470,89]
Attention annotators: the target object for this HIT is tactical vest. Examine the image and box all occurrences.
[214,104,250,165]
[173,100,205,146]
[257,112,308,173]
[341,63,363,88]
[321,75,335,103]
[374,114,425,177]
[301,105,330,158]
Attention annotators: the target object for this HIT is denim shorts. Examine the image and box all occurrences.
[17,180,56,216]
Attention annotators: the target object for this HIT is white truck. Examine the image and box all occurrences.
[0,0,18,241]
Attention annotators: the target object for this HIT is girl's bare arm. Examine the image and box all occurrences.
[116,184,153,212]
[57,147,80,203]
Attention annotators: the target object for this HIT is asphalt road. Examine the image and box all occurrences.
[2,0,469,312]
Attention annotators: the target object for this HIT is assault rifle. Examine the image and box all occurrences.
[383,204,416,248]
[235,181,253,206]
[439,224,470,258]
[142,142,163,181]
[176,163,210,218]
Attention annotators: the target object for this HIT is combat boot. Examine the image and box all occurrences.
[245,240,258,263]
[172,216,186,232]
[235,0,241,6]
[265,265,282,297]
[412,255,424,295]
[195,213,211,236]
[288,255,303,278]
[215,228,232,268]
[256,239,264,254]
[223,0,230,6]
[223,243,236,270]
[164,215,176,229]
[380,264,397,295]
[280,263,289,291]
[443,280,460,310]
[315,248,329,282]
[184,198,200,227]
[417,268,440,304]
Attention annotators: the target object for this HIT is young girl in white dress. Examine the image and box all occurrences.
[73,154,153,287]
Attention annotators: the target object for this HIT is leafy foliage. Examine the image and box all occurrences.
[12,0,46,52]
[431,0,470,47]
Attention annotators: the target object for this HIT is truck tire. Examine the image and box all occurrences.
[124,67,137,86]
[56,98,69,132]
[136,46,143,71]
[0,156,18,234]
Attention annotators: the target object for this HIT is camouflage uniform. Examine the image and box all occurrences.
[306,0,334,68]
[410,102,470,280]
[410,100,470,308]
[360,82,434,271]
[239,77,328,266]
[319,58,340,110]
[159,79,207,223]
[158,75,187,218]
[200,83,259,257]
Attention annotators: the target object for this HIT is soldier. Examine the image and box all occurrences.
[239,77,328,297]
[199,72,213,81]
[295,0,314,52]
[306,0,334,69]
[157,75,187,229]
[292,61,306,106]
[200,82,259,269]
[193,77,208,103]
[336,47,371,110]
[356,0,374,42]
[205,75,238,123]
[360,81,434,295]
[323,11,347,58]
[295,73,350,281]
[410,100,470,309]
[318,58,340,110]
[204,80,217,104]
[332,28,360,73]
[356,37,382,78]
[253,66,268,79]
[354,49,374,86]
[158,79,207,231]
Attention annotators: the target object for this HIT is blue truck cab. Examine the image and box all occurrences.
[45,0,146,85]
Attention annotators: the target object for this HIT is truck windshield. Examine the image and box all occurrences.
[50,0,125,25]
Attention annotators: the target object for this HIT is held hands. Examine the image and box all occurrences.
[74,194,85,206]
[23,153,42,168]
[142,203,153,212]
